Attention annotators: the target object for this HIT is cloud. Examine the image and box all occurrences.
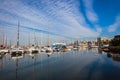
[0,0,100,41]
[108,16,120,32]
[95,25,102,33]
[83,0,98,23]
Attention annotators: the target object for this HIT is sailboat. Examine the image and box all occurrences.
[28,31,40,53]
[10,21,24,54]
[45,46,53,53]
[0,28,9,54]
[45,31,53,53]
[28,45,40,53]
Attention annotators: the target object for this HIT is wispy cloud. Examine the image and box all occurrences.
[108,15,120,32]
[83,0,98,23]
[95,25,102,33]
[0,0,100,41]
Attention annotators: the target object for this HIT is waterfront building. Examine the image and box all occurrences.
[97,37,101,48]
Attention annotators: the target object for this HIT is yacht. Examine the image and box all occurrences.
[28,45,40,53]
[45,46,53,53]
[0,49,9,54]
[10,47,24,54]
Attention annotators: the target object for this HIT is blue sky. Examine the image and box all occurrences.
[0,0,120,42]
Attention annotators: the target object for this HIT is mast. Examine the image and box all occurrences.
[9,39,11,49]
[5,35,7,49]
[47,28,50,46]
[2,28,5,46]
[17,21,20,48]
[46,25,50,46]
[28,32,30,47]
[34,30,38,46]
[34,31,36,46]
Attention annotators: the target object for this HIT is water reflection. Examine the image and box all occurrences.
[11,53,21,80]
[0,49,120,80]
[0,53,5,70]
[98,48,103,54]
[47,52,53,57]
[11,53,23,60]
[107,53,112,58]
[112,54,120,62]
[29,52,38,59]
[106,52,120,62]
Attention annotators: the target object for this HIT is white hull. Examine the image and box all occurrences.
[28,47,40,53]
[0,49,9,53]
[10,48,24,54]
[45,47,53,53]
[11,54,23,60]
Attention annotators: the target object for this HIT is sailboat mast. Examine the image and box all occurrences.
[17,21,20,48]
[5,35,7,48]
[34,31,36,46]
[2,28,5,46]
[28,32,30,47]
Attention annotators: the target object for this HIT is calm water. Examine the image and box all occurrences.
[0,48,120,80]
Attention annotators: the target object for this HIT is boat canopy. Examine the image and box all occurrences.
[52,43,66,47]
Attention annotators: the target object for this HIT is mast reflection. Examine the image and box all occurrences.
[0,53,5,70]
[11,53,23,80]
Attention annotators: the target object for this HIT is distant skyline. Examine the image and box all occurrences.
[0,0,120,43]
